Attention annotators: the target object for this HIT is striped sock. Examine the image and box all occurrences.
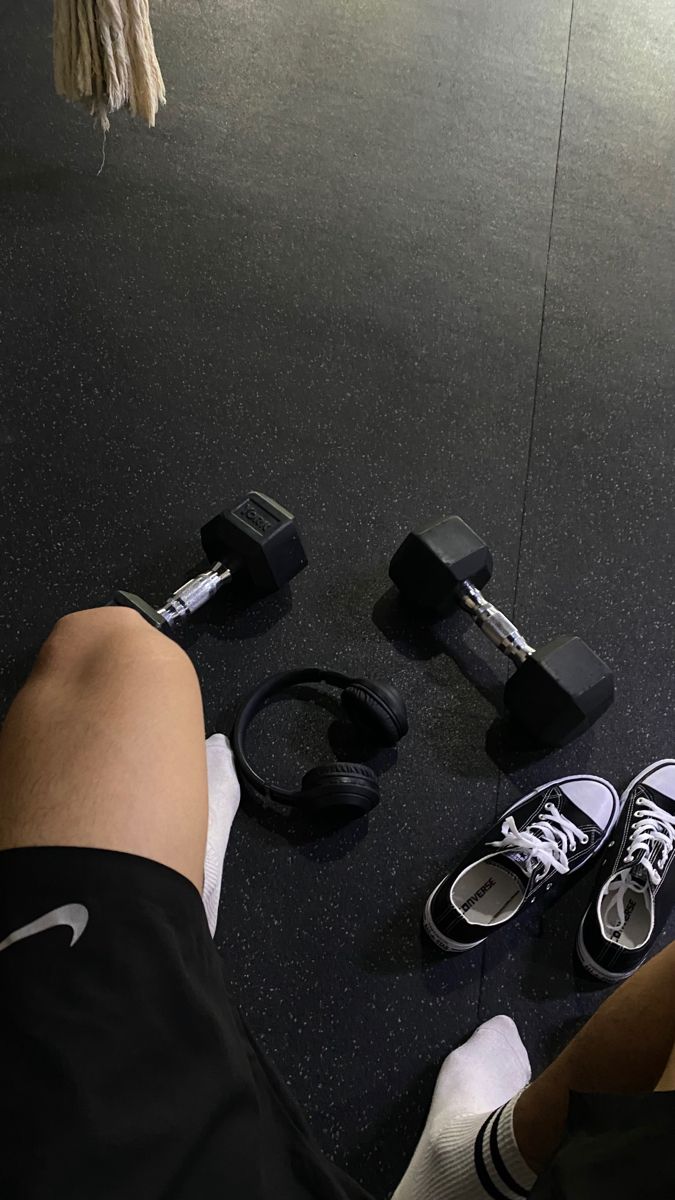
[472,1096,536,1199]
[393,1018,536,1200]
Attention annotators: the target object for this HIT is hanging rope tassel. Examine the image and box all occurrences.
[53,0,166,130]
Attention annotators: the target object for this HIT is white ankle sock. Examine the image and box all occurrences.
[392,1016,536,1200]
[202,734,240,937]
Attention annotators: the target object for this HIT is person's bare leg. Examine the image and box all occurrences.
[0,607,208,890]
[655,1042,675,1091]
[514,939,675,1173]
[654,986,675,1091]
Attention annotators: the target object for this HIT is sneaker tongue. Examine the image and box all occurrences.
[628,790,674,883]
[626,844,661,887]
[629,787,675,881]
[493,851,533,887]
[628,860,651,887]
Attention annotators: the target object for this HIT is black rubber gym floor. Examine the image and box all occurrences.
[1,3,674,1197]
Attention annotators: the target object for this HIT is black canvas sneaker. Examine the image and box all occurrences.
[424,776,620,953]
[577,760,675,982]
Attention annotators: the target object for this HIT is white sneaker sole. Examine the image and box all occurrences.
[423,775,621,954]
[577,758,675,981]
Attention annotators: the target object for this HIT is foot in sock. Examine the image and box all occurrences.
[202,733,240,937]
[392,1016,536,1200]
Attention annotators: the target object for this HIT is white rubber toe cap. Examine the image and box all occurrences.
[560,777,618,831]
[640,761,675,802]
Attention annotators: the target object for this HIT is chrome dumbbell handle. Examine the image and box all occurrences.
[455,580,535,665]
[157,562,233,628]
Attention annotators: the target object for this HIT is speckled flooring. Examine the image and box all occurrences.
[1,2,674,1197]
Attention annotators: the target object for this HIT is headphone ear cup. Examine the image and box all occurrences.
[341,679,409,747]
[300,763,380,818]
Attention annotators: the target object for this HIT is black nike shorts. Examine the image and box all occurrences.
[0,846,372,1200]
[531,1089,675,1199]
[1,847,671,1200]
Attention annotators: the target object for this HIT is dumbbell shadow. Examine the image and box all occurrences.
[373,587,504,703]
[372,587,553,774]
[378,511,613,759]
[180,566,294,645]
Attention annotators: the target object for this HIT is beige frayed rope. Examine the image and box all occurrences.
[53,0,166,131]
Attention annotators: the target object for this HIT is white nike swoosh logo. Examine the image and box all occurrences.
[0,904,89,953]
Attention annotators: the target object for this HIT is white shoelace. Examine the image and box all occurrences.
[488,801,588,881]
[602,798,675,931]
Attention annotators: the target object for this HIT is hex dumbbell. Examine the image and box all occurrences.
[112,491,307,633]
[389,514,614,746]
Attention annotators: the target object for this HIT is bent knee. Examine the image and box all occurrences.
[49,606,145,644]
[35,608,195,686]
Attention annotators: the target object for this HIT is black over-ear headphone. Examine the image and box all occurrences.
[231,668,408,819]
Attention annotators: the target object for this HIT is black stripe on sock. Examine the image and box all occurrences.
[489,1103,529,1198]
[473,1110,511,1200]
